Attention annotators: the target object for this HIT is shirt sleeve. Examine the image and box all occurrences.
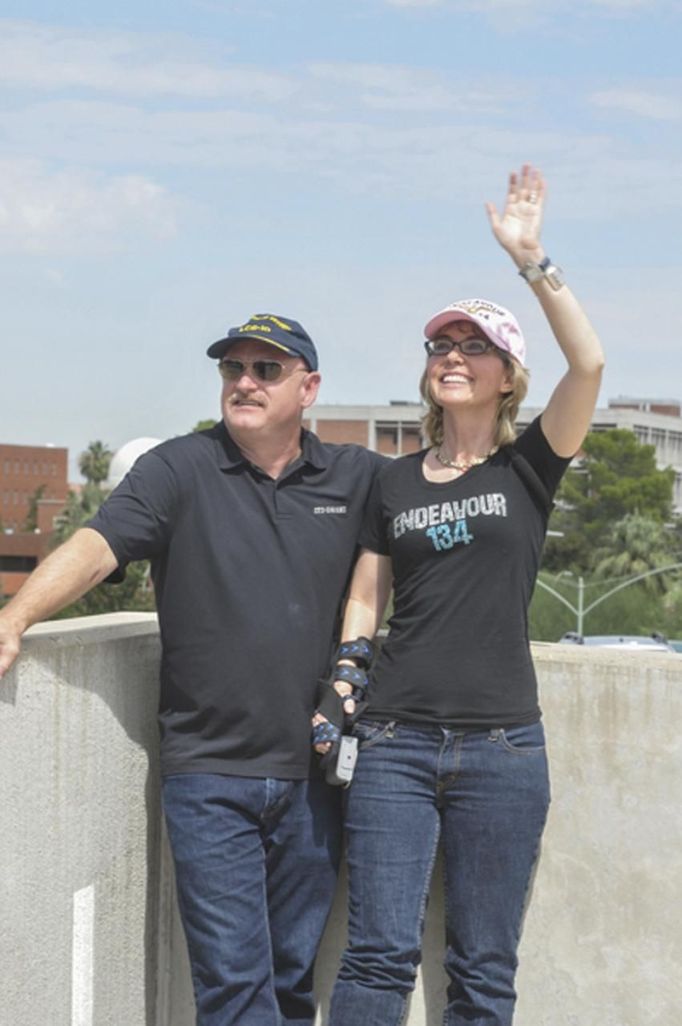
[513,416,572,501]
[86,450,181,567]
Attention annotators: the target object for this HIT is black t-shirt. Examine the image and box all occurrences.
[88,423,384,778]
[360,417,570,727]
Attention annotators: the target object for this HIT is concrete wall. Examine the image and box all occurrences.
[0,614,162,1026]
[1,616,681,1025]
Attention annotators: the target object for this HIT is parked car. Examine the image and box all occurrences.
[558,632,676,652]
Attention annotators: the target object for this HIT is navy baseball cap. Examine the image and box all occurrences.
[207,313,319,371]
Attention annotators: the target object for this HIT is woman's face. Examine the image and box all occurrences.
[426,320,513,412]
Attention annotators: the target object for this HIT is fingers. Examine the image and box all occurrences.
[0,637,21,679]
[493,164,546,211]
[485,200,501,231]
[312,712,333,753]
[312,690,355,755]
[508,170,519,205]
[518,163,544,205]
[333,681,355,715]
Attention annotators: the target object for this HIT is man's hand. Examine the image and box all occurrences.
[0,616,23,679]
[0,528,119,682]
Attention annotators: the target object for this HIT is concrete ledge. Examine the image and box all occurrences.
[1,613,163,1026]
[2,616,681,1026]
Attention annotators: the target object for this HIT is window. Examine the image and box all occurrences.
[0,555,38,572]
[402,426,422,454]
[376,423,399,455]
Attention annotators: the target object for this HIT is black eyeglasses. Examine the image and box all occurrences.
[218,358,304,383]
[424,336,495,358]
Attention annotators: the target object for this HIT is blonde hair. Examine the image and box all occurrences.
[419,357,530,449]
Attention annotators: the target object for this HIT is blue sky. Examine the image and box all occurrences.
[1,0,681,477]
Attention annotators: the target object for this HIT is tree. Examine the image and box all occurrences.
[52,560,155,619]
[23,484,46,532]
[592,514,677,595]
[49,442,154,617]
[78,440,112,485]
[543,429,676,574]
[662,581,682,638]
[192,419,218,432]
[52,483,110,546]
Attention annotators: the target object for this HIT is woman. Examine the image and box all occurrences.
[314,165,604,1026]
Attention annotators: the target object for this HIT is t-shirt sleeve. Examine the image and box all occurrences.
[358,472,391,555]
[513,415,572,501]
[86,450,180,567]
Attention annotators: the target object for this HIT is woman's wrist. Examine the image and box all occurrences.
[509,246,546,270]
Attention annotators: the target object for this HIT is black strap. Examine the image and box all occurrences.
[334,664,368,693]
[315,680,345,729]
[337,636,374,668]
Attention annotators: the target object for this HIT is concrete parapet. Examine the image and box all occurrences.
[1,616,681,1025]
[0,614,162,1026]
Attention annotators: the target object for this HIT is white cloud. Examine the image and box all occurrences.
[0,159,178,254]
[0,22,679,257]
[591,88,682,121]
[2,100,680,221]
[0,22,518,114]
[309,62,521,112]
[0,21,296,102]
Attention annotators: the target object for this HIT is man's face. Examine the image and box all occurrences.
[220,339,320,437]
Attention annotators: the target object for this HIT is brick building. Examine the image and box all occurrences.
[0,443,69,597]
[304,401,424,457]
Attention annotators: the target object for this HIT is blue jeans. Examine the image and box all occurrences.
[162,772,342,1026]
[329,720,550,1026]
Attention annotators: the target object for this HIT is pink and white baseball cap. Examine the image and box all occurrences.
[423,298,527,365]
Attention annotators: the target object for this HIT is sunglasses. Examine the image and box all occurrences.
[218,358,305,383]
[424,336,497,358]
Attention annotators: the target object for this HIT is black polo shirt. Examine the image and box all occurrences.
[88,423,384,779]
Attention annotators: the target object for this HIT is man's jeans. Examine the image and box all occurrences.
[162,772,342,1026]
[329,720,550,1026]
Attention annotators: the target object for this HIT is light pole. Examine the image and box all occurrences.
[535,572,584,635]
[536,563,682,636]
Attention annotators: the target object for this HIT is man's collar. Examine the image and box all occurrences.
[213,421,247,470]
[213,421,330,472]
[300,427,330,470]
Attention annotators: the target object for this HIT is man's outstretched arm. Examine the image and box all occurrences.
[0,527,119,678]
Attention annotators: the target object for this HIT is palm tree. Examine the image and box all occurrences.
[78,440,112,485]
[593,513,675,595]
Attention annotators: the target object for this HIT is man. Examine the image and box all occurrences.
[0,313,384,1026]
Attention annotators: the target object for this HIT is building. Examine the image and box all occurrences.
[0,443,69,597]
[306,397,682,511]
[304,401,424,457]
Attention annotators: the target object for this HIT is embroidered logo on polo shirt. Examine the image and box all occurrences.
[313,504,348,515]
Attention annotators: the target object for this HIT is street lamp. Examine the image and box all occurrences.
[536,563,682,636]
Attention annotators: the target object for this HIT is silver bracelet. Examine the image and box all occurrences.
[518,256,565,291]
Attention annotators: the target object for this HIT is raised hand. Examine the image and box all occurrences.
[485,164,546,266]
